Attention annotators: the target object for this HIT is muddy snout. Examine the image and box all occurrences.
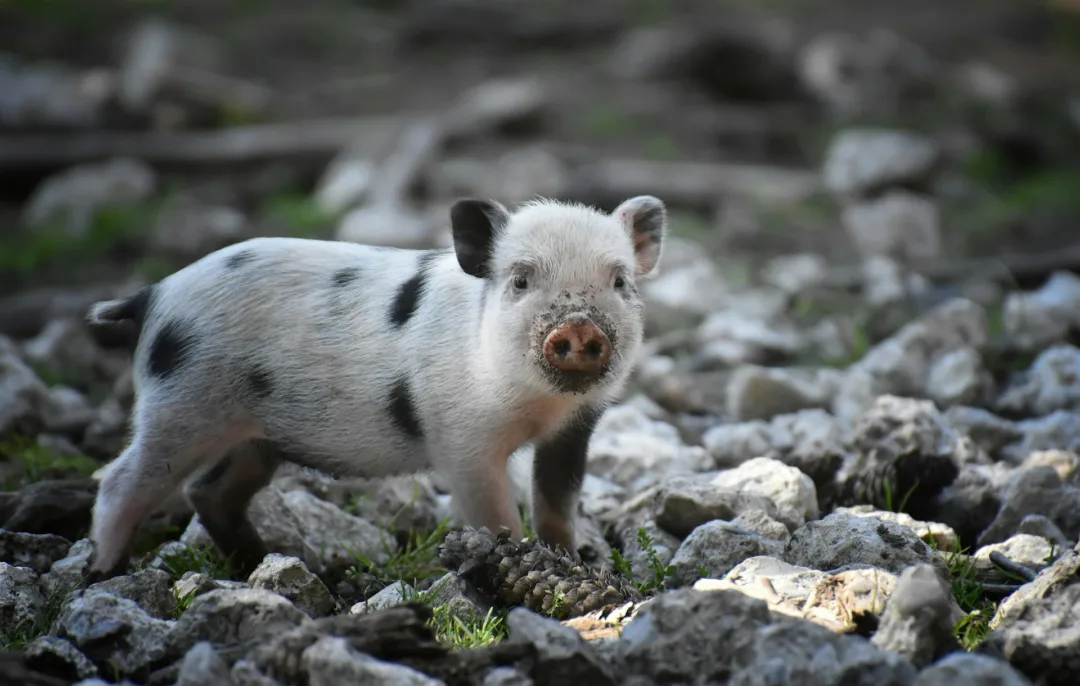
[543,318,613,375]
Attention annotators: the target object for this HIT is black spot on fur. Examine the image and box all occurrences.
[123,286,155,327]
[225,250,256,270]
[388,377,423,439]
[147,320,198,379]
[332,267,360,287]
[389,251,441,327]
[247,365,273,397]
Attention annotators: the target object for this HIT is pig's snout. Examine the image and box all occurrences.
[543,318,612,375]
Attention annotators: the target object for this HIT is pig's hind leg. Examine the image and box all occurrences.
[88,395,256,581]
[183,439,284,576]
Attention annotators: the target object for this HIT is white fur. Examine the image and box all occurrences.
[88,196,666,572]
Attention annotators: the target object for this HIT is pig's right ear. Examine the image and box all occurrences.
[450,198,510,278]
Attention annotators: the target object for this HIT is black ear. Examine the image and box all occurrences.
[450,198,509,278]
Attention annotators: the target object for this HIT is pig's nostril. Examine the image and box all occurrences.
[584,340,604,358]
[553,339,571,357]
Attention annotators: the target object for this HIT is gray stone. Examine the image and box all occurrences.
[587,405,711,489]
[56,590,173,676]
[654,475,780,539]
[176,641,233,686]
[41,537,93,597]
[731,509,791,544]
[173,571,225,603]
[350,581,412,615]
[724,364,840,421]
[507,607,613,685]
[944,406,1021,457]
[483,666,534,686]
[822,128,940,197]
[1002,271,1080,351]
[23,635,99,680]
[997,345,1080,417]
[711,457,819,529]
[87,567,176,620]
[1021,449,1080,483]
[842,190,941,261]
[232,659,285,686]
[783,512,938,574]
[616,520,681,583]
[978,467,1080,547]
[302,636,443,686]
[925,347,993,408]
[834,506,958,552]
[165,588,310,661]
[975,534,1057,569]
[1001,411,1080,464]
[0,530,71,574]
[0,343,52,439]
[0,562,44,633]
[1015,515,1072,548]
[913,653,1033,686]
[150,196,246,259]
[669,520,785,587]
[248,554,336,618]
[727,619,919,686]
[932,462,1012,549]
[870,564,961,668]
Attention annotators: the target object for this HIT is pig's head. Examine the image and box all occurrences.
[450,195,666,398]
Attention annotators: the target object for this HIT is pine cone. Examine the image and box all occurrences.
[439,527,642,620]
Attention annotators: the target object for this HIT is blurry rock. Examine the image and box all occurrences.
[118,18,224,114]
[639,238,730,333]
[41,538,94,597]
[615,520,681,582]
[42,388,97,436]
[1002,271,1080,351]
[349,582,411,615]
[336,203,435,249]
[725,364,841,421]
[835,505,958,551]
[975,533,1057,569]
[333,474,441,536]
[0,530,71,574]
[977,466,1080,547]
[870,564,961,668]
[23,636,99,681]
[56,590,172,677]
[165,588,309,661]
[913,652,1033,686]
[506,607,613,684]
[783,512,939,574]
[2,479,97,543]
[760,253,828,294]
[1000,411,1080,464]
[799,29,935,119]
[654,476,780,540]
[488,147,568,205]
[0,54,114,129]
[22,158,157,235]
[926,347,994,408]
[175,642,232,686]
[842,191,941,261]
[302,636,442,686]
[249,554,335,618]
[731,508,791,544]
[0,343,51,439]
[945,406,1022,457]
[586,405,711,489]
[0,563,45,633]
[668,520,784,587]
[694,304,805,368]
[1015,515,1071,548]
[996,345,1080,417]
[150,197,246,259]
[712,456,818,528]
[985,547,1080,685]
[1021,449,1080,484]
[822,128,940,197]
[314,152,375,214]
[833,298,988,421]
[446,77,549,138]
[703,408,847,487]
[861,255,931,308]
[931,462,1012,551]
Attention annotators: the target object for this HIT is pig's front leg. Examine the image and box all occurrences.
[530,405,605,553]
[443,445,524,541]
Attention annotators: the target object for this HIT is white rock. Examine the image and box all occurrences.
[842,190,941,260]
[711,457,819,528]
[586,405,710,488]
[1002,271,1080,350]
[823,128,939,197]
[23,157,157,233]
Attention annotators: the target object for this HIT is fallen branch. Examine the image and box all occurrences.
[988,550,1039,583]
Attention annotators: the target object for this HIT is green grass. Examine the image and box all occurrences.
[257,193,342,238]
[940,540,1036,651]
[346,518,452,589]
[405,578,509,650]
[153,542,235,582]
[0,589,66,652]
[0,436,100,490]
[610,527,676,595]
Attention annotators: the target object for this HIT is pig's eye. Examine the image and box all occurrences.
[513,274,528,290]
[614,275,626,290]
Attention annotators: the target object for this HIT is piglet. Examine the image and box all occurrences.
[83,196,667,579]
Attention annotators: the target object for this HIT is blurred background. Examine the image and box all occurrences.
[1,0,1080,357]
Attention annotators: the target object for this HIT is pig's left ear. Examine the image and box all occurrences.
[450,198,510,278]
[612,195,667,277]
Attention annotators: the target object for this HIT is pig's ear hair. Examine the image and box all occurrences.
[612,195,667,277]
[450,198,510,278]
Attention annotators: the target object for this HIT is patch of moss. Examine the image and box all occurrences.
[0,436,99,489]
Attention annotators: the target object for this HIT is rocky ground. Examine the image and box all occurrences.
[4,0,1080,685]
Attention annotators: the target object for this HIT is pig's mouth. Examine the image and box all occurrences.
[532,306,619,395]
